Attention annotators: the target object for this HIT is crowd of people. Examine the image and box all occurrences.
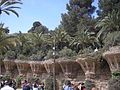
[62,80,98,90]
[0,78,97,90]
[0,79,44,90]
[63,80,86,90]
[21,80,44,90]
[0,79,16,90]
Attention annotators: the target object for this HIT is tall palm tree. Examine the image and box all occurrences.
[51,29,71,50]
[0,0,22,17]
[69,29,97,53]
[0,24,18,74]
[28,32,44,48]
[0,24,17,54]
[15,31,32,56]
[96,10,120,39]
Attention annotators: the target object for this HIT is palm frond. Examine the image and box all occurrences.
[2,10,10,15]
[5,8,19,17]
[0,0,22,17]
[0,0,7,6]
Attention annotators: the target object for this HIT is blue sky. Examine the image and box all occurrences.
[0,0,98,34]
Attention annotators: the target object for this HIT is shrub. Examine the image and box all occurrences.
[45,50,54,59]
[112,71,120,78]
[84,80,95,90]
[30,51,45,61]
[30,54,43,61]
[45,50,59,60]
[28,75,40,84]
[17,54,28,60]
[16,75,24,88]
[44,76,53,90]
[5,51,16,59]
[108,77,120,90]
[44,76,58,90]
[108,71,120,90]
[0,55,4,60]
[1,75,10,81]
[59,47,77,58]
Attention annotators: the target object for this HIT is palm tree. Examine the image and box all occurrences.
[96,10,120,39]
[0,0,22,17]
[103,31,120,47]
[28,32,44,48]
[51,28,71,50]
[0,24,17,54]
[0,24,18,74]
[69,27,97,53]
[15,31,32,56]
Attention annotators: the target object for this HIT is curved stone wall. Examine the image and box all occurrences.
[1,46,120,90]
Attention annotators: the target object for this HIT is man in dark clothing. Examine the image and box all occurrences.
[22,80,30,90]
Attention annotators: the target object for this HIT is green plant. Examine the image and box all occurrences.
[45,50,54,59]
[44,76,58,90]
[2,75,10,81]
[16,75,24,88]
[17,54,28,60]
[44,76,53,90]
[108,77,120,90]
[30,54,43,61]
[0,0,22,17]
[59,47,77,58]
[5,50,16,59]
[0,55,4,60]
[112,71,120,78]
[84,80,95,90]
[28,75,40,84]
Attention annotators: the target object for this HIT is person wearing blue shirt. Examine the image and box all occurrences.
[63,80,73,90]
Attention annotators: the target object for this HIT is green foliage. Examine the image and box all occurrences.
[28,21,48,33]
[44,76,53,90]
[16,75,24,87]
[1,75,10,81]
[78,47,93,55]
[0,55,4,60]
[54,28,71,50]
[0,26,17,55]
[5,50,16,59]
[17,54,28,60]
[30,51,45,61]
[44,76,58,90]
[28,76,40,84]
[84,80,95,90]
[98,0,120,17]
[0,0,22,17]
[59,47,77,58]
[0,23,9,34]
[61,0,96,36]
[45,50,54,60]
[15,32,33,56]
[70,28,97,52]
[0,0,120,64]
[30,54,43,61]
[103,31,120,47]
[112,71,120,78]
[108,77,120,90]
[108,71,120,90]
[78,49,102,62]
[96,10,120,39]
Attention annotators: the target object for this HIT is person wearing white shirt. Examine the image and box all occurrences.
[1,80,14,90]
[1,85,14,90]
